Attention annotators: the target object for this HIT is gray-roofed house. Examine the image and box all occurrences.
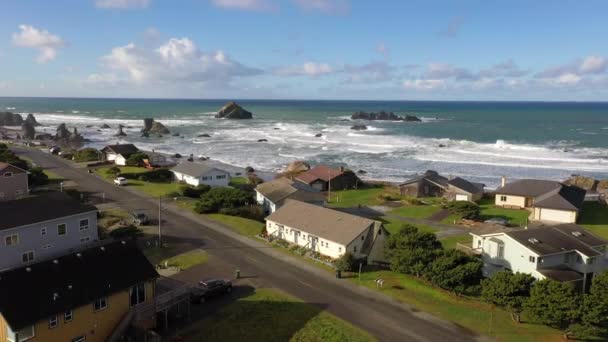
[399,170,484,201]
[171,162,231,187]
[0,192,98,272]
[471,224,608,291]
[101,144,140,166]
[255,178,325,214]
[494,177,586,224]
[0,162,28,201]
[265,200,388,263]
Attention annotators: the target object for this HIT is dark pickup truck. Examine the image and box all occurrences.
[190,278,233,304]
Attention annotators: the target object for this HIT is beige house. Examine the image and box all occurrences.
[255,178,325,214]
[399,170,484,202]
[494,177,586,224]
[0,162,28,201]
[265,200,388,263]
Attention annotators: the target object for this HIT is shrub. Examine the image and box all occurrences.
[524,279,581,330]
[447,201,480,220]
[481,271,535,322]
[0,147,28,170]
[107,166,121,176]
[194,187,252,213]
[126,152,149,166]
[180,184,211,198]
[334,252,356,272]
[109,225,143,239]
[73,148,101,162]
[138,169,173,183]
[28,167,49,186]
[194,198,218,213]
[385,224,443,277]
[218,206,265,221]
[426,249,483,295]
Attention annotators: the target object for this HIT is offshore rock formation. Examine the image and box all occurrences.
[215,102,253,119]
[351,111,421,122]
[0,112,24,126]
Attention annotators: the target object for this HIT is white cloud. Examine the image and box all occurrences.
[275,62,333,76]
[547,73,582,86]
[402,79,446,91]
[580,55,606,74]
[211,0,276,12]
[102,43,149,82]
[157,38,197,65]
[294,0,350,14]
[425,63,473,80]
[12,25,65,63]
[95,0,150,9]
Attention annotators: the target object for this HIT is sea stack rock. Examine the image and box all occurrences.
[100,123,111,129]
[351,125,368,131]
[350,111,421,122]
[142,118,154,132]
[149,121,170,135]
[21,122,36,140]
[25,114,40,126]
[0,112,24,126]
[287,161,310,173]
[55,123,71,140]
[69,128,84,142]
[115,125,127,137]
[215,102,253,119]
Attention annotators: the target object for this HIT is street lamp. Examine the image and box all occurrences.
[59,181,64,192]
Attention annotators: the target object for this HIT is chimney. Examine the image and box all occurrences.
[501,176,507,187]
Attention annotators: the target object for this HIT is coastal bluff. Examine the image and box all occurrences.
[215,102,253,119]
[351,111,421,122]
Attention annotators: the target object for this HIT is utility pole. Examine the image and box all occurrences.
[327,170,331,203]
[158,196,162,246]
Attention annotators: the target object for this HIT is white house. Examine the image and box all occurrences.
[101,144,139,166]
[265,200,388,263]
[255,178,325,214]
[494,177,586,224]
[471,224,608,291]
[171,162,231,187]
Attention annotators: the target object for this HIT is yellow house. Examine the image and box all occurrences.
[494,177,586,224]
[0,241,159,342]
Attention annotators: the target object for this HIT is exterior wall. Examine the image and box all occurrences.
[311,180,327,191]
[105,152,118,163]
[533,208,577,223]
[266,220,348,259]
[329,173,359,191]
[367,224,388,264]
[172,170,230,187]
[495,194,527,209]
[0,171,28,202]
[256,192,277,213]
[115,155,127,166]
[445,186,483,202]
[0,315,7,342]
[0,211,99,272]
[473,234,542,278]
[399,183,420,197]
[7,281,155,342]
[345,228,373,259]
[400,180,445,198]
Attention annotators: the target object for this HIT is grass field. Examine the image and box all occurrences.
[206,213,265,238]
[439,234,472,249]
[478,198,530,227]
[379,217,438,235]
[579,202,608,239]
[162,249,208,270]
[229,176,249,186]
[327,186,389,208]
[389,205,442,219]
[353,270,561,342]
[96,166,182,198]
[183,288,377,342]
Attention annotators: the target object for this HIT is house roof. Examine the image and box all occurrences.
[448,177,484,194]
[0,162,27,174]
[101,144,139,156]
[0,192,97,231]
[296,165,344,185]
[496,179,585,211]
[506,224,607,257]
[171,162,228,177]
[0,240,158,330]
[399,170,449,188]
[495,179,562,197]
[538,266,584,282]
[256,178,323,205]
[265,200,376,245]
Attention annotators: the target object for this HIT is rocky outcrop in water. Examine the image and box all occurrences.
[53,123,84,143]
[55,123,71,140]
[215,102,253,119]
[0,112,24,126]
[69,128,84,142]
[351,111,421,122]
[115,125,127,137]
[351,125,368,131]
[25,114,40,126]
[140,119,170,136]
[100,124,111,129]
[143,118,154,132]
[21,122,36,140]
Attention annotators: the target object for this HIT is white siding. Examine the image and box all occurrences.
[172,169,230,187]
[535,208,577,224]
[495,194,527,208]
[256,191,277,213]
[266,220,348,259]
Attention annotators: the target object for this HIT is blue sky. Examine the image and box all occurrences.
[0,0,607,100]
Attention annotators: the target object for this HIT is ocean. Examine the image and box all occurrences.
[2,97,608,188]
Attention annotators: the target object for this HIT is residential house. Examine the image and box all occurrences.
[0,240,158,342]
[143,152,175,169]
[0,192,98,272]
[399,170,484,201]
[494,177,586,223]
[255,178,325,214]
[295,164,361,191]
[471,224,608,291]
[171,162,231,187]
[0,162,28,201]
[265,200,387,263]
[101,144,139,166]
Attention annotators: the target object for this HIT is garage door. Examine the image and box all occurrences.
[455,194,469,201]
[539,209,574,223]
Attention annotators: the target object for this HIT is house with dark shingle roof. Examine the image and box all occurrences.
[495,177,586,224]
[101,144,140,166]
[399,170,484,201]
[295,164,360,191]
[471,224,608,291]
[0,162,28,201]
[0,240,159,342]
[255,178,325,213]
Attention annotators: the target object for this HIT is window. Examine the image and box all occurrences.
[94,297,107,311]
[80,236,91,243]
[577,255,583,264]
[41,227,47,236]
[588,257,595,265]
[202,176,210,181]
[378,229,382,235]
[500,196,507,202]
[22,251,34,263]
[354,246,357,253]
[49,316,58,329]
[10,325,35,341]
[538,257,543,263]
[71,336,86,342]
[57,223,67,236]
[216,175,226,179]
[4,172,12,177]
[529,256,536,263]
[130,283,146,306]
[338,247,342,252]
[498,245,504,258]
[564,253,571,263]
[361,236,365,241]
[5,234,19,246]
[64,310,73,322]
[79,219,89,231]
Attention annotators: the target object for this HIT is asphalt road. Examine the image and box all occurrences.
[15,146,480,342]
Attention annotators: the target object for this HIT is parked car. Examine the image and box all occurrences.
[49,146,61,154]
[114,177,128,186]
[190,278,232,304]
[131,210,149,226]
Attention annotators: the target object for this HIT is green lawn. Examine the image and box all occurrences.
[479,198,530,227]
[375,216,437,235]
[439,234,472,249]
[327,186,389,208]
[162,249,208,270]
[206,213,265,238]
[96,166,182,198]
[98,208,130,230]
[579,202,608,239]
[389,205,442,219]
[229,176,249,186]
[352,270,561,342]
[183,288,377,342]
